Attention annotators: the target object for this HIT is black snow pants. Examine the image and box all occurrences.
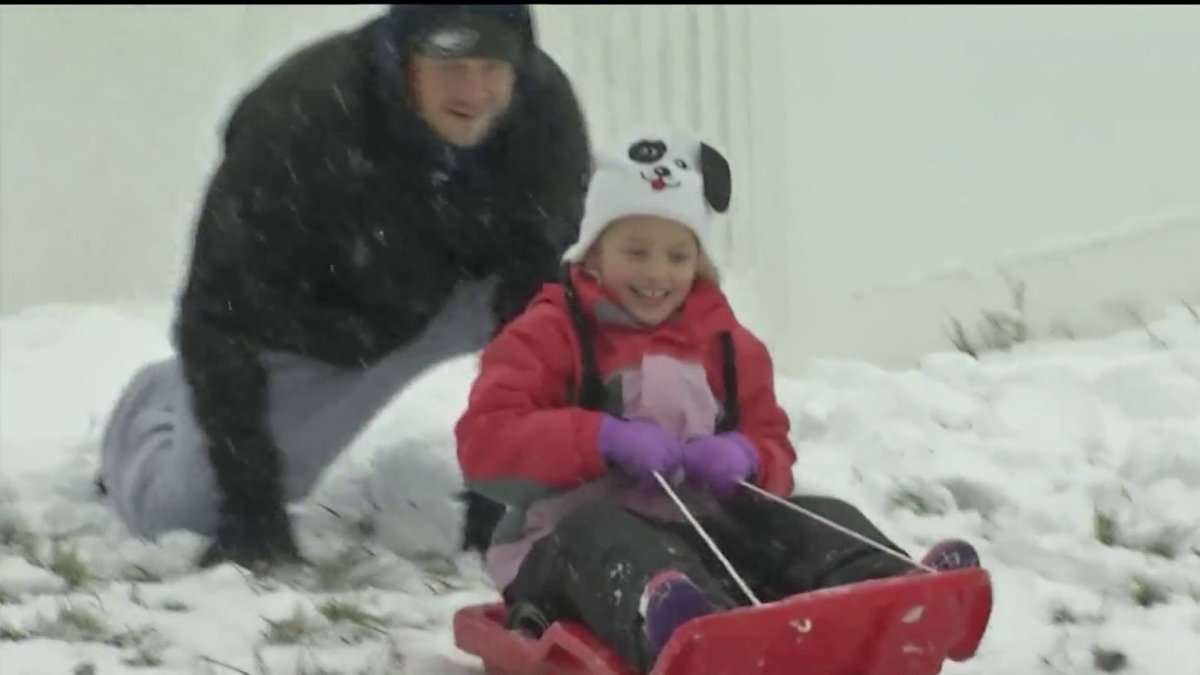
[501,490,914,673]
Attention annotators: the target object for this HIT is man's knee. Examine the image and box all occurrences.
[108,359,181,421]
[100,358,184,481]
[100,357,219,540]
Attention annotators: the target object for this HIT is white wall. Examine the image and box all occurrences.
[761,5,1200,369]
[2,5,1197,372]
[2,5,234,313]
[530,5,777,290]
[0,5,384,313]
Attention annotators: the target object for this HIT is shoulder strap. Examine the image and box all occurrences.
[561,264,741,428]
[717,331,740,433]
[560,265,607,411]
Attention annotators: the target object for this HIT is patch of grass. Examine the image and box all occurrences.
[364,635,406,675]
[263,605,321,645]
[160,599,189,613]
[253,647,269,675]
[1048,320,1077,340]
[1093,509,1119,546]
[1129,524,1198,560]
[115,628,167,668]
[1092,503,1193,560]
[33,603,109,642]
[316,599,390,643]
[20,601,168,665]
[106,625,151,649]
[1128,575,1169,608]
[246,573,283,595]
[1049,603,1077,625]
[1136,529,1183,559]
[1113,304,1169,348]
[421,572,467,595]
[411,551,459,577]
[1047,601,1104,626]
[121,565,162,584]
[128,583,146,607]
[260,599,403,650]
[318,599,388,629]
[285,638,407,675]
[885,483,949,516]
[294,658,344,675]
[947,277,1031,359]
[60,604,107,640]
[1092,645,1129,672]
[201,653,265,675]
[1,621,28,641]
[122,649,165,668]
[47,542,92,590]
[0,519,38,560]
[311,547,379,592]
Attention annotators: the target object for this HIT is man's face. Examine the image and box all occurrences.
[409,54,516,148]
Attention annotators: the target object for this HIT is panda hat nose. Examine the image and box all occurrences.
[564,130,729,285]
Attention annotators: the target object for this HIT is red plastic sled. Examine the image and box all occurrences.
[454,568,993,675]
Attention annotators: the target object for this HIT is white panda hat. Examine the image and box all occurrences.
[563,131,732,282]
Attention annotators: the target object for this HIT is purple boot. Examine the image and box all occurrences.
[639,570,716,657]
[919,538,981,571]
[917,538,991,660]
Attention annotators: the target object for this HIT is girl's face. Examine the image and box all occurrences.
[585,215,701,326]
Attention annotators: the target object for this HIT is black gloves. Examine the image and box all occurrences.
[178,316,305,571]
[198,486,304,569]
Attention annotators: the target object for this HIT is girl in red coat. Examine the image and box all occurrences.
[455,132,980,672]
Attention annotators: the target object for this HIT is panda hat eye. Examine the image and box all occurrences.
[675,159,689,170]
[629,139,667,164]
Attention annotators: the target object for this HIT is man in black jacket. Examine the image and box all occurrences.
[97,5,591,569]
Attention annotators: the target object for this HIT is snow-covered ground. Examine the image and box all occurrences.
[1,299,1198,674]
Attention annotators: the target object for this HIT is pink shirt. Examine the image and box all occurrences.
[484,352,725,590]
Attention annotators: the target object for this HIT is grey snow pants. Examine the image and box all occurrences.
[98,278,498,540]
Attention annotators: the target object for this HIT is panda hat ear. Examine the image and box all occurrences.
[700,142,731,213]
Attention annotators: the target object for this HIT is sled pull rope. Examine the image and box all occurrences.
[652,472,763,606]
[737,480,938,574]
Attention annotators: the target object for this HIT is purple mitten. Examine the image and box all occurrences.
[682,433,758,498]
[598,416,684,485]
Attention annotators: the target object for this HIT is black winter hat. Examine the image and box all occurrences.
[386,5,536,66]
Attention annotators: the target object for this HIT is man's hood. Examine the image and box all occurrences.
[366,5,537,161]
[383,5,536,64]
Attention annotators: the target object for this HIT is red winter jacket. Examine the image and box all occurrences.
[455,265,796,587]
